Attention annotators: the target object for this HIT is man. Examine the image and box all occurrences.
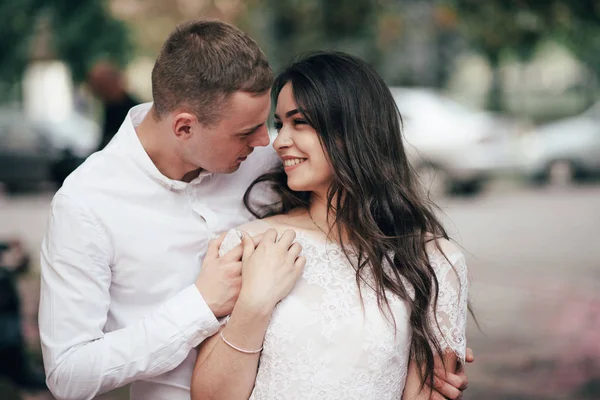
[39,19,470,400]
[87,61,139,152]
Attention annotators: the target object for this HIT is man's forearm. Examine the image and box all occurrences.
[43,285,220,400]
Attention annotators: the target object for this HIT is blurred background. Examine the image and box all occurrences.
[0,0,599,399]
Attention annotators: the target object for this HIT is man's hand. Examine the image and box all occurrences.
[237,228,305,311]
[430,347,474,399]
[195,232,244,318]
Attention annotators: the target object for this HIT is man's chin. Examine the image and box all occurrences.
[220,163,241,174]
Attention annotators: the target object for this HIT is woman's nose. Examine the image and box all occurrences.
[273,127,293,150]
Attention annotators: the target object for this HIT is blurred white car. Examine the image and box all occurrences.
[37,113,100,158]
[390,88,522,195]
[519,102,600,185]
[0,108,99,190]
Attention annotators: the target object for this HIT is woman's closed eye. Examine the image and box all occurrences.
[293,118,307,127]
[273,118,308,132]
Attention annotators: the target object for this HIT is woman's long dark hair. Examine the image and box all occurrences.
[244,52,459,388]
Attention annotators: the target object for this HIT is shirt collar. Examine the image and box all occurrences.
[116,102,213,191]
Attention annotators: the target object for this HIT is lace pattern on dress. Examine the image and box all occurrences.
[427,250,469,364]
[217,226,468,399]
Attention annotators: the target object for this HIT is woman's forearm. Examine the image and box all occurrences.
[191,296,274,400]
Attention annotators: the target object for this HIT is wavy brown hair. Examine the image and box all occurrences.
[244,52,463,388]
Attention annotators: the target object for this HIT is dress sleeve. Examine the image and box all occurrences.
[427,248,469,364]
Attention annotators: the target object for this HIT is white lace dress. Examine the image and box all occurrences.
[219,220,468,400]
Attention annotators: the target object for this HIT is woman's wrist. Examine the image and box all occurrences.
[236,290,277,316]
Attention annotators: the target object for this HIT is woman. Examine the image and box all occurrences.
[191,52,469,399]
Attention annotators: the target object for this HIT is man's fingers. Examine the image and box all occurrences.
[433,374,461,399]
[240,231,255,262]
[465,347,474,364]
[221,243,244,262]
[429,389,446,400]
[205,232,227,260]
[223,261,243,278]
[439,369,468,391]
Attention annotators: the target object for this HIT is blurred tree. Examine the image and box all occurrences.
[553,0,600,104]
[242,0,382,74]
[0,0,39,101]
[447,0,549,111]
[432,3,461,88]
[108,0,246,57]
[50,0,132,82]
[0,0,131,102]
[449,0,600,110]
[241,0,463,88]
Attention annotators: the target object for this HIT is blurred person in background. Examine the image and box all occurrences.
[39,19,471,400]
[87,60,139,152]
[191,52,472,400]
[0,239,46,392]
[51,61,139,187]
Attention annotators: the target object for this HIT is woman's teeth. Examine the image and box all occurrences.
[284,158,306,167]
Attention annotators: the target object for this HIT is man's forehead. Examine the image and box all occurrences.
[222,92,271,129]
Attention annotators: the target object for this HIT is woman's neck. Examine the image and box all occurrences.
[307,192,343,241]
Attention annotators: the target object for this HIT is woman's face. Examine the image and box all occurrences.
[273,83,334,195]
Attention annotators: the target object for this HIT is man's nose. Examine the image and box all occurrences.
[250,126,271,148]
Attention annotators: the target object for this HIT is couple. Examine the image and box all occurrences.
[39,19,471,400]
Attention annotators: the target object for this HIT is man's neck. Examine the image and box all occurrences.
[135,109,200,182]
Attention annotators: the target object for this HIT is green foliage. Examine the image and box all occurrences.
[552,0,600,81]
[0,0,132,101]
[50,0,133,82]
[248,0,381,72]
[0,0,39,95]
[447,0,600,109]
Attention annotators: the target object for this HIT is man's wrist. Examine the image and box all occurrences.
[169,284,221,346]
[194,282,221,318]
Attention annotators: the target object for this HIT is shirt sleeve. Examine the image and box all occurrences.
[427,249,469,364]
[39,194,221,400]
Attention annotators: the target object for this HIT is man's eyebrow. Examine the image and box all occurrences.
[237,123,264,135]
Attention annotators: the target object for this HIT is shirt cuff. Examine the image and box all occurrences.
[163,284,221,347]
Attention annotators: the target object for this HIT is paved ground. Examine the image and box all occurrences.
[437,184,600,400]
[1,181,599,399]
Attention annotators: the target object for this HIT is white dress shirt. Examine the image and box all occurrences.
[39,103,278,400]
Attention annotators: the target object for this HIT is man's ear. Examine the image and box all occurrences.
[172,112,197,140]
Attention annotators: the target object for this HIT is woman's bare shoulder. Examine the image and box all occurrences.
[249,209,313,235]
[424,234,463,260]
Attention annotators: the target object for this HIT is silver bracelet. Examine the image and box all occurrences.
[219,331,263,354]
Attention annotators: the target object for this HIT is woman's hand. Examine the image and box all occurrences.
[237,228,306,311]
